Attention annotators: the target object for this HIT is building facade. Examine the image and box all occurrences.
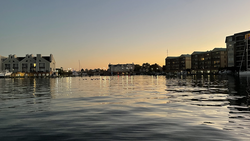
[165,54,191,73]
[225,35,235,68]
[191,51,206,71]
[2,54,56,73]
[109,63,134,74]
[191,48,227,74]
[0,55,7,71]
[225,30,250,71]
[165,57,178,72]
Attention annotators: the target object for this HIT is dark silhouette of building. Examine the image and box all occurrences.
[225,30,250,71]
[191,48,227,74]
[165,54,191,73]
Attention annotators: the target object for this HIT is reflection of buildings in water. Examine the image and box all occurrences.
[0,78,55,112]
[151,75,159,86]
[240,76,250,107]
[226,75,250,135]
[52,77,74,97]
[49,78,56,98]
[29,78,54,112]
[106,75,134,88]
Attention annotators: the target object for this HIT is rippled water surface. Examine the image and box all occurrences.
[0,75,250,140]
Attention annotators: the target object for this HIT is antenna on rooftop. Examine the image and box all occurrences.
[79,60,80,71]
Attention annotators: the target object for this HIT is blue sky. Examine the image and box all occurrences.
[1,0,250,70]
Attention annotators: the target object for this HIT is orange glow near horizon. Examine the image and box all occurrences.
[1,1,250,70]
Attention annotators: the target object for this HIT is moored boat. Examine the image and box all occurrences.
[239,71,250,76]
[0,70,12,78]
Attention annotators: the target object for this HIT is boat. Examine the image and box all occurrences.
[0,70,12,78]
[239,71,250,76]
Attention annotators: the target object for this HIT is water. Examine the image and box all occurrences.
[0,75,249,141]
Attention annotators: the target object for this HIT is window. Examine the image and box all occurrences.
[39,63,45,68]
[22,64,28,68]
[5,64,10,69]
[13,64,18,68]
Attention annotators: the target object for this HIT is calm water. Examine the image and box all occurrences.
[0,75,250,141]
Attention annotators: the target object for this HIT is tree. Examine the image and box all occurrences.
[134,64,141,72]
[141,63,151,73]
[150,63,162,72]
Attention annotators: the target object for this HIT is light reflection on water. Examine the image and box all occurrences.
[0,75,249,140]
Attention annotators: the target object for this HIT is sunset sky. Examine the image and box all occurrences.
[1,0,250,70]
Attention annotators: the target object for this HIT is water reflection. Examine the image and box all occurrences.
[0,75,250,140]
[165,75,250,139]
[0,78,55,113]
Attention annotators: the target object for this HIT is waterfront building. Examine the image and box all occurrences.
[191,48,227,74]
[2,54,56,73]
[0,55,7,71]
[165,54,191,73]
[225,30,250,71]
[211,48,227,69]
[225,35,235,68]
[109,63,134,74]
[179,54,191,71]
[165,56,179,73]
[191,51,206,71]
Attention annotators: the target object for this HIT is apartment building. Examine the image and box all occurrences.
[165,56,178,72]
[191,48,227,74]
[2,54,56,73]
[225,35,235,67]
[109,63,134,74]
[225,30,250,71]
[211,48,227,69]
[165,54,191,73]
[180,54,191,70]
[0,55,7,71]
[191,51,206,71]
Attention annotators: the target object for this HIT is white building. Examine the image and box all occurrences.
[2,54,56,73]
[109,63,134,73]
[0,55,7,71]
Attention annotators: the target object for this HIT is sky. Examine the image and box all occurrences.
[1,0,250,70]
